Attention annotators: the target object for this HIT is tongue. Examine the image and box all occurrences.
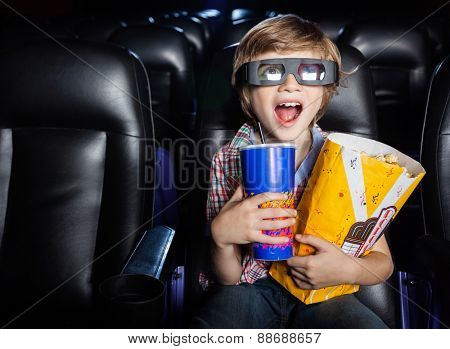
[275,106,299,121]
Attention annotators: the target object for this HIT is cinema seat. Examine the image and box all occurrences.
[0,40,178,328]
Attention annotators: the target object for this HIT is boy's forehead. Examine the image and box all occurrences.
[254,50,323,61]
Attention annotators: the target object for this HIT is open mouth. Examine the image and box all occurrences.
[274,102,303,126]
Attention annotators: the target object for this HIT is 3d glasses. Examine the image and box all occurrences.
[237,58,338,86]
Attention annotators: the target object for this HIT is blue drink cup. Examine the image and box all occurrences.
[240,143,296,260]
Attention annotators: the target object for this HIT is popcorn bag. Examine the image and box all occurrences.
[269,133,426,304]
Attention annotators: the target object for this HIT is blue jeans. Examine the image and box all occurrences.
[189,276,389,329]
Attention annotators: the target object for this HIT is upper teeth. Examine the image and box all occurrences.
[278,102,300,107]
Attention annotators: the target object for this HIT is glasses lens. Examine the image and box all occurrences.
[257,64,285,81]
[298,63,326,81]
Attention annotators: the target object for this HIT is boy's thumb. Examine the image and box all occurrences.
[230,184,244,202]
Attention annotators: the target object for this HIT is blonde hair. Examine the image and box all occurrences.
[231,14,343,126]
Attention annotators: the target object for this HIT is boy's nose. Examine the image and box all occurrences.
[278,73,303,92]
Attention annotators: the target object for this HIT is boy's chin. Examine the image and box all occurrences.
[269,129,300,143]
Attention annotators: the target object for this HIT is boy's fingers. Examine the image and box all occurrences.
[248,192,288,206]
[258,218,296,231]
[293,278,314,290]
[229,184,244,202]
[289,268,310,283]
[287,255,311,269]
[295,234,331,252]
[257,208,297,219]
[252,232,290,245]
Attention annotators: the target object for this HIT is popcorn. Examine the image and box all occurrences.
[375,153,414,178]
[384,153,398,164]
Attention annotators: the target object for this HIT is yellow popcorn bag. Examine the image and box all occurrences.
[269,133,425,304]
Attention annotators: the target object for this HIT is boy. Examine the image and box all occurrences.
[191,14,393,329]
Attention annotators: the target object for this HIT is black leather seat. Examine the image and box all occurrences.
[71,16,125,42]
[230,8,263,22]
[166,12,213,58]
[321,45,378,139]
[339,21,432,158]
[416,55,450,327]
[0,40,155,328]
[109,25,196,138]
[317,16,351,42]
[194,9,225,52]
[188,42,399,328]
[340,22,432,300]
[420,15,449,67]
[158,15,208,69]
[421,57,450,242]
[223,18,264,47]
[224,11,280,47]
[108,24,196,274]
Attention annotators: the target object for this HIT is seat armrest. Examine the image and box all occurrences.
[412,235,450,282]
[402,235,450,328]
[121,225,176,279]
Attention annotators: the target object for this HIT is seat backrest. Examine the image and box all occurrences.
[0,40,154,328]
[109,25,195,137]
[193,42,400,328]
[421,55,450,241]
[340,21,431,156]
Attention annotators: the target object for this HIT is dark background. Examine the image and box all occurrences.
[0,0,449,20]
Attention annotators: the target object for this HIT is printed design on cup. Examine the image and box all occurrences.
[341,206,396,257]
[253,191,296,251]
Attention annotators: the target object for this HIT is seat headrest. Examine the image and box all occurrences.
[197,44,245,132]
[318,17,351,41]
[157,17,207,65]
[322,43,378,139]
[109,25,192,73]
[197,43,378,139]
[0,39,150,137]
[230,9,260,22]
[340,21,430,68]
[72,17,125,42]
[224,18,264,47]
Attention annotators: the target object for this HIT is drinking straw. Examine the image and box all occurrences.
[257,121,266,144]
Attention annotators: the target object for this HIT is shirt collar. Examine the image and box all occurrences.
[295,125,325,185]
[226,122,253,154]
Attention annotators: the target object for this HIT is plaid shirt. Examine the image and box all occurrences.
[199,122,328,291]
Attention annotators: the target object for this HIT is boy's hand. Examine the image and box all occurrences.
[211,184,297,248]
[286,234,358,290]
